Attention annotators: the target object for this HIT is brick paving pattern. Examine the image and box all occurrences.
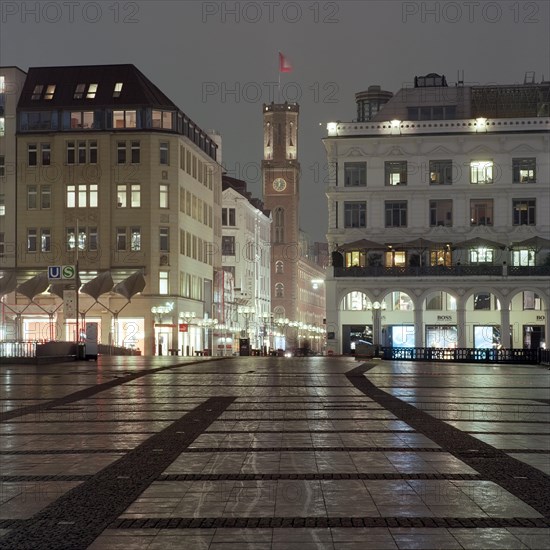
[0,356,548,549]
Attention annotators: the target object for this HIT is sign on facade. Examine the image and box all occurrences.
[48,265,76,281]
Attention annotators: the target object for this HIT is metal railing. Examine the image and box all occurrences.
[0,341,38,358]
[383,347,542,364]
[334,265,550,278]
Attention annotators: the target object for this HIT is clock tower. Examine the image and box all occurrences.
[262,102,300,324]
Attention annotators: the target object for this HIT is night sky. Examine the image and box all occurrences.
[2,0,549,241]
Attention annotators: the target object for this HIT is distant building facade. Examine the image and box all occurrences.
[262,102,326,352]
[324,74,550,354]
[221,175,271,351]
[1,64,223,355]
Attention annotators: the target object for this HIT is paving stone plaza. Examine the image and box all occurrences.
[0,356,549,549]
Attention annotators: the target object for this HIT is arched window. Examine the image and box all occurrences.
[275,283,284,298]
[273,306,285,319]
[274,207,284,243]
[275,261,284,274]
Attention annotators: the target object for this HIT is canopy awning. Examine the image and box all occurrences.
[112,271,146,300]
[511,236,550,250]
[80,272,114,301]
[339,239,385,251]
[388,238,442,249]
[0,272,18,298]
[452,237,506,250]
[17,273,50,301]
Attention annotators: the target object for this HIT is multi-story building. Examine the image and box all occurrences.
[323,74,550,354]
[221,175,271,351]
[261,102,326,352]
[0,68,27,269]
[3,64,223,355]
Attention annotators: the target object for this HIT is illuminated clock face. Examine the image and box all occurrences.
[273,178,287,192]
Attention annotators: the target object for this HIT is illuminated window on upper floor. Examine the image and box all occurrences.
[44,85,56,100]
[512,249,535,267]
[152,110,174,129]
[470,161,493,184]
[113,82,123,98]
[112,110,137,129]
[0,117,4,136]
[86,84,98,99]
[513,158,536,183]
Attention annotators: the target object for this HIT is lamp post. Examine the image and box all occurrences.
[370,301,387,356]
[260,312,272,355]
[179,311,196,356]
[238,305,254,340]
[151,302,174,356]
[273,317,289,351]
[200,316,218,356]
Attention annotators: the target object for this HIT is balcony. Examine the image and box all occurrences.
[333,265,550,278]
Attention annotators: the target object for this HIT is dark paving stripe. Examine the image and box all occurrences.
[0,475,93,482]
[185,447,444,453]
[159,473,484,481]
[205,429,416,433]
[347,365,550,518]
[0,359,222,422]
[0,449,128,455]
[107,516,550,529]
[0,396,235,550]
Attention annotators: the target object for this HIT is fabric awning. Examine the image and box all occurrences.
[453,237,506,250]
[339,239,384,251]
[17,273,50,301]
[512,236,550,250]
[0,272,18,298]
[80,272,114,301]
[112,271,146,300]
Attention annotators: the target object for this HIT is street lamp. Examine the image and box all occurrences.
[179,311,196,356]
[368,301,387,355]
[200,316,218,356]
[260,312,272,355]
[151,302,174,356]
[237,305,255,340]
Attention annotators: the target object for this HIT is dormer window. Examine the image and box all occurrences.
[86,84,98,99]
[44,85,56,100]
[74,84,86,99]
[31,85,44,100]
[113,82,123,97]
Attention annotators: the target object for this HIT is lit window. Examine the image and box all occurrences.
[67,185,76,208]
[113,110,137,128]
[512,249,535,266]
[70,111,94,129]
[0,76,4,93]
[523,291,541,310]
[159,184,169,208]
[117,184,127,208]
[385,250,407,267]
[86,84,98,99]
[159,272,169,295]
[41,229,51,252]
[385,161,407,186]
[0,194,4,216]
[44,85,56,100]
[470,248,494,264]
[113,82,123,98]
[513,158,536,183]
[0,117,4,137]
[131,184,141,207]
[89,184,98,208]
[130,227,141,251]
[470,160,493,184]
[429,200,452,227]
